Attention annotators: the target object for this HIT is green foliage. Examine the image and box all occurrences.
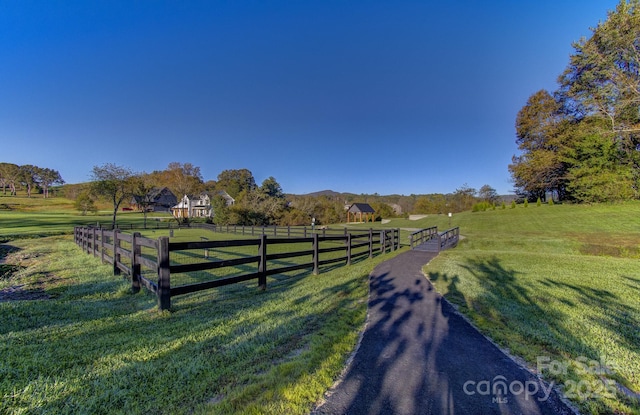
[523,199,528,207]
[471,201,491,212]
[511,200,516,209]
[211,194,232,225]
[536,197,542,206]
[161,162,205,198]
[216,169,257,199]
[502,201,506,209]
[90,163,136,228]
[0,162,63,198]
[511,1,640,203]
[548,198,554,206]
[74,191,97,215]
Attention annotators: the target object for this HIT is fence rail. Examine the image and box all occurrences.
[409,226,438,249]
[74,226,400,310]
[438,227,460,250]
[409,226,459,252]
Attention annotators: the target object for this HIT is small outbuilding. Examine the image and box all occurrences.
[347,203,376,223]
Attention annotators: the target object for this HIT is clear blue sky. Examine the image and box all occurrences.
[1,0,618,196]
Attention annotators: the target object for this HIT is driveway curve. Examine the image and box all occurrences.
[313,249,574,415]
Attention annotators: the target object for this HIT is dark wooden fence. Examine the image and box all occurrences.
[408,226,438,248]
[437,227,459,250]
[74,226,400,310]
[190,223,394,239]
[409,226,459,251]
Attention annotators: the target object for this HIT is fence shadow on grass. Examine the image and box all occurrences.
[3,259,376,414]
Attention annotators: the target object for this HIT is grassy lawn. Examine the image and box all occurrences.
[0,234,398,414]
[2,194,639,414]
[0,194,175,239]
[1,195,405,414]
[385,203,640,414]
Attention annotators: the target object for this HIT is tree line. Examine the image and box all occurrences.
[0,163,64,198]
[2,159,503,226]
[510,0,640,203]
[78,162,503,229]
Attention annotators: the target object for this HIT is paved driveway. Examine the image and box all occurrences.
[313,250,574,415]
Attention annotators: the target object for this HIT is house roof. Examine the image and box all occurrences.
[348,203,375,213]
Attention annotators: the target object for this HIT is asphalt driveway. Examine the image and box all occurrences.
[312,249,574,415]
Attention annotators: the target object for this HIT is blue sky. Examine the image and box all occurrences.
[1,0,619,195]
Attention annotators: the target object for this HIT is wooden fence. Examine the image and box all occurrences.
[74,226,400,310]
[190,223,394,239]
[409,226,459,251]
[408,226,438,248]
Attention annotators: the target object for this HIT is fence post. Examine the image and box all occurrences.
[131,232,141,293]
[100,228,105,264]
[113,230,121,276]
[369,228,373,258]
[346,233,352,266]
[380,230,385,254]
[312,233,319,275]
[157,236,171,310]
[287,226,291,238]
[394,228,399,251]
[258,234,267,290]
[92,227,98,257]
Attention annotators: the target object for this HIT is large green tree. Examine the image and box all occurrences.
[162,162,204,198]
[130,173,157,229]
[216,169,257,199]
[90,163,136,229]
[509,90,570,201]
[36,167,64,198]
[18,165,39,198]
[512,0,640,202]
[0,163,20,195]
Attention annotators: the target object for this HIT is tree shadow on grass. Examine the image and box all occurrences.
[540,278,640,370]
[314,251,575,415]
[426,255,640,413]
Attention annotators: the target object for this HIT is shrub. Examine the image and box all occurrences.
[511,201,516,209]
[536,197,542,206]
[472,201,491,212]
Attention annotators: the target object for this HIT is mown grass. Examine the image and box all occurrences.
[383,202,640,414]
[0,234,398,414]
[0,194,175,240]
[4,194,640,413]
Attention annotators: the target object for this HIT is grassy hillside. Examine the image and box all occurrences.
[385,202,640,414]
[2,195,639,413]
